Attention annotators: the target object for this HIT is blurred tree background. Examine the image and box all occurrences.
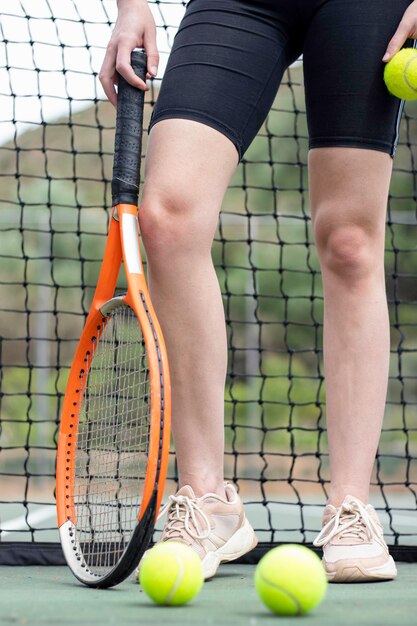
[1,64,417,504]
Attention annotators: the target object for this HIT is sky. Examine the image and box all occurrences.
[0,0,187,144]
[0,0,303,146]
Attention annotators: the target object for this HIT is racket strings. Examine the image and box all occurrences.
[74,304,150,572]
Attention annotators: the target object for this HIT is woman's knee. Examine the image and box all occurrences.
[138,119,238,263]
[308,148,390,279]
[313,218,382,279]
[139,189,216,262]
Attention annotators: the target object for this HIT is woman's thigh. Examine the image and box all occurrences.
[303,0,416,157]
[141,118,239,249]
[148,0,301,162]
[308,147,393,254]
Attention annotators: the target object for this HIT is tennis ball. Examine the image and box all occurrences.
[384,48,417,100]
[254,544,327,616]
[139,542,204,606]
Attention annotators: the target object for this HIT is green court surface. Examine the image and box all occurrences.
[1,563,416,626]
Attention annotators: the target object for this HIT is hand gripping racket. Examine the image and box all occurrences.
[56,50,171,588]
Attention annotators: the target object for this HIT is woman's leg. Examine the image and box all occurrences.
[301,0,406,582]
[140,118,239,498]
[137,120,258,581]
[138,0,296,500]
[308,147,393,507]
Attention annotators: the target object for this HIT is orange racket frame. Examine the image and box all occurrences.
[56,204,171,586]
[56,50,171,587]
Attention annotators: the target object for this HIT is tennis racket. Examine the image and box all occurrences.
[56,49,171,588]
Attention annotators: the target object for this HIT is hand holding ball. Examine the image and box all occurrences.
[139,542,203,606]
[255,544,327,616]
[384,48,417,100]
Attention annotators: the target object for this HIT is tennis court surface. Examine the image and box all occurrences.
[1,563,416,626]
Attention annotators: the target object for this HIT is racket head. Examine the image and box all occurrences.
[57,49,171,588]
[57,293,168,587]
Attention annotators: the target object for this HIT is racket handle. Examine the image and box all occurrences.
[112,49,147,207]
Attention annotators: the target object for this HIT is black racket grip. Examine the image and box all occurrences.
[112,49,147,206]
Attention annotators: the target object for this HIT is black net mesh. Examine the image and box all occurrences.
[1,0,417,564]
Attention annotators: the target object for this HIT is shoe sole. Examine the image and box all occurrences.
[325,555,397,583]
[202,517,258,580]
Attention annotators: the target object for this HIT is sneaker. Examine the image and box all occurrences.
[138,482,258,580]
[313,494,397,583]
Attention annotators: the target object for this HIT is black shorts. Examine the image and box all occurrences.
[149,0,416,161]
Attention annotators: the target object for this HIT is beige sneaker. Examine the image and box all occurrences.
[138,482,258,580]
[313,494,397,583]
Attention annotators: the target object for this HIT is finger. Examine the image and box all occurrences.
[383,19,413,61]
[101,75,118,107]
[115,44,149,90]
[99,47,118,106]
[143,30,159,77]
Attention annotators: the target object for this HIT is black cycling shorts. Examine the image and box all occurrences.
[148,0,416,161]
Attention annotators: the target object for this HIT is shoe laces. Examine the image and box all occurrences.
[313,497,382,547]
[158,494,211,541]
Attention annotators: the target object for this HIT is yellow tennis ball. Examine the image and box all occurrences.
[384,48,417,100]
[139,542,204,606]
[254,544,327,616]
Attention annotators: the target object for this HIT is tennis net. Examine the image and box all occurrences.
[1,0,417,564]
